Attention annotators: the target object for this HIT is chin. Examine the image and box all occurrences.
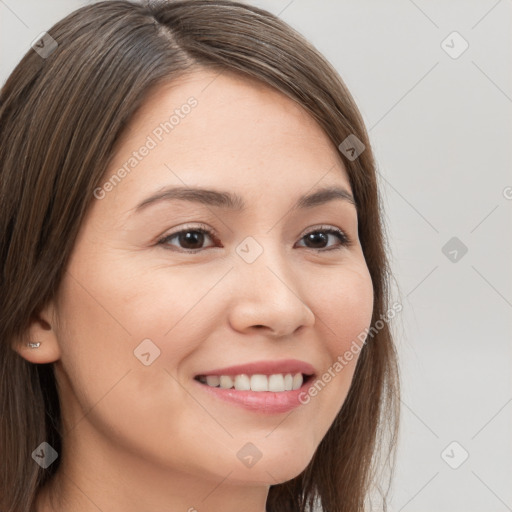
[233,462,311,487]
[218,448,315,486]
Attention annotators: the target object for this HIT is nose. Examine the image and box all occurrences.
[227,243,316,337]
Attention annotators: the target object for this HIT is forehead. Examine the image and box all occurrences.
[101,68,352,211]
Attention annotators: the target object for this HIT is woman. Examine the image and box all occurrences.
[0,1,400,511]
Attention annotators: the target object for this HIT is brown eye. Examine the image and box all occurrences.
[297,227,350,251]
[158,226,218,252]
[175,230,208,250]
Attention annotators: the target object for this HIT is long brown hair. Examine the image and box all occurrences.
[0,1,400,511]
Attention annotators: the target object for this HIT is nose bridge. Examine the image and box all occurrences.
[228,234,315,335]
[236,234,295,296]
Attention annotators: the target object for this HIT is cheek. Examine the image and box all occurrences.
[53,263,220,466]
[313,261,374,353]
[300,261,374,429]
[60,249,215,356]
[53,253,226,426]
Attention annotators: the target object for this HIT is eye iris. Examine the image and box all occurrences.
[305,231,328,248]
[180,231,205,249]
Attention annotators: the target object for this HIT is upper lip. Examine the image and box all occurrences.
[195,359,316,377]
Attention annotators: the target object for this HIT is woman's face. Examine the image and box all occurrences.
[36,69,373,497]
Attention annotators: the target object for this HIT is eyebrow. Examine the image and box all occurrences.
[132,185,356,214]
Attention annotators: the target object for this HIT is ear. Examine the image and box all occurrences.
[12,300,61,364]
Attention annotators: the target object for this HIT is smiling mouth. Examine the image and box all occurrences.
[194,372,313,392]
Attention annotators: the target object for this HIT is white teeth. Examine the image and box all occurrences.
[292,373,303,390]
[199,372,305,392]
[206,375,220,387]
[219,375,233,389]
[268,374,285,392]
[250,374,268,391]
[234,374,251,390]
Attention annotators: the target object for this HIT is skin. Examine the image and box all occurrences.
[17,68,374,512]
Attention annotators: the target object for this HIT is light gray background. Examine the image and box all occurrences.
[1,1,511,511]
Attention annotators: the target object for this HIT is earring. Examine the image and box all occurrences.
[27,342,41,349]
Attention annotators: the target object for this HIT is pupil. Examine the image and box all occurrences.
[306,232,327,248]
[180,231,204,249]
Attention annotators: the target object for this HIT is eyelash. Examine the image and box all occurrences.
[157,223,352,253]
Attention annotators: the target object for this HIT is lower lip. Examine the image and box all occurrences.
[193,377,313,414]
